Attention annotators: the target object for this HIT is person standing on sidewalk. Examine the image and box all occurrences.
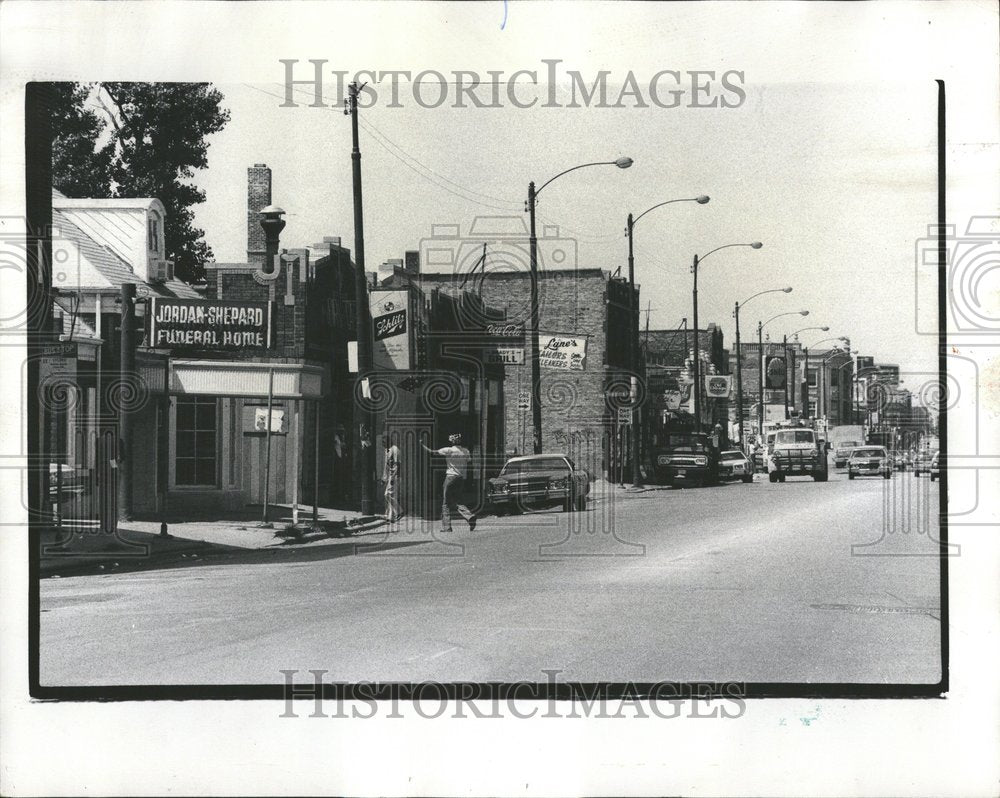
[421,433,476,532]
[383,433,403,523]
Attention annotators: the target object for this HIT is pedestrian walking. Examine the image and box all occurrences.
[421,433,476,532]
[383,433,402,523]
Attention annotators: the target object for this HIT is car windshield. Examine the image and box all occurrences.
[502,458,567,475]
[720,451,745,461]
[775,430,814,445]
[838,441,860,450]
[852,448,886,457]
[664,435,708,453]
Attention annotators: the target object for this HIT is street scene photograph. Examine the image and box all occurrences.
[5,3,1000,797]
[29,68,944,689]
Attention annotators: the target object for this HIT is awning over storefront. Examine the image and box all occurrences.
[166,359,327,399]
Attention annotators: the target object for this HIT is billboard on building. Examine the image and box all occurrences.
[764,355,786,391]
[149,298,273,351]
[539,332,588,370]
[704,374,732,398]
[370,289,412,370]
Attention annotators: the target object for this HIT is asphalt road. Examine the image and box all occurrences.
[39,467,943,686]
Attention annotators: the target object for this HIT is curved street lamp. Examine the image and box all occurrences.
[692,241,763,433]
[527,156,633,454]
[783,326,829,418]
[624,194,710,487]
[819,348,858,424]
[733,286,792,447]
[756,310,808,436]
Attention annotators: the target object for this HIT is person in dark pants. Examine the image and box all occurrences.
[421,433,476,532]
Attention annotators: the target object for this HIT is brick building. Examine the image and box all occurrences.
[381,265,637,480]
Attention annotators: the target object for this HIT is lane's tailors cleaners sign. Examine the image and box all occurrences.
[539,333,588,371]
[149,298,273,350]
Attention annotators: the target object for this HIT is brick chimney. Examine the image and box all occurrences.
[247,163,272,265]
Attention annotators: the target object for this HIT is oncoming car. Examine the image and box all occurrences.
[847,446,892,480]
[718,450,753,483]
[488,454,590,513]
[929,451,940,482]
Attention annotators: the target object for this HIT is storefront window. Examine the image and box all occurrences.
[175,396,218,486]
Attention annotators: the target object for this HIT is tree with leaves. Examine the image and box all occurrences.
[51,82,230,283]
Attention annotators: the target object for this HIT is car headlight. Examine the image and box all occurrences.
[694,456,708,466]
[548,477,569,490]
[491,482,509,494]
[657,455,670,466]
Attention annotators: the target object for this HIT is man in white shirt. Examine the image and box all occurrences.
[421,433,476,532]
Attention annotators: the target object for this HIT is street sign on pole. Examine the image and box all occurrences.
[618,407,633,426]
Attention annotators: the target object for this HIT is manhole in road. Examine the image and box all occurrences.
[811,602,939,616]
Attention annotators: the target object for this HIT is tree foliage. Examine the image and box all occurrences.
[51,83,230,283]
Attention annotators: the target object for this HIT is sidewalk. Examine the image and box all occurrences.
[39,503,391,577]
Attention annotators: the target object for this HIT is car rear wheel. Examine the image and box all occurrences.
[768,472,778,483]
[575,493,586,511]
[848,472,855,480]
[883,471,891,480]
[742,474,753,483]
[814,471,828,482]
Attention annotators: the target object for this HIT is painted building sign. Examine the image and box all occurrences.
[539,333,588,371]
[149,298,273,350]
[371,290,411,370]
[485,323,525,366]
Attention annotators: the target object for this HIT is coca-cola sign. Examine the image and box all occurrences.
[485,323,525,341]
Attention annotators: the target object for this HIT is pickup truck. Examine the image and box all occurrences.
[768,427,829,482]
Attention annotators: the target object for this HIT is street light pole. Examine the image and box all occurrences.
[691,242,762,433]
[734,300,743,446]
[628,196,709,482]
[692,253,701,432]
[734,286,793,447]
[757,309,809,436]
[527,179,542,455]
[527,157,633,455]
[757,319,765,438]
[346,80,375,515]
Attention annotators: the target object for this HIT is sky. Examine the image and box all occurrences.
[187,74,939,379]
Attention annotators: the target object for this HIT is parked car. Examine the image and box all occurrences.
[847,446,892,480]
[488,454,590,513]
[834,441,862,468]
[929,451,940,481]
[891,450,910,472]
[912,450,934,476]
[718,450,754,483]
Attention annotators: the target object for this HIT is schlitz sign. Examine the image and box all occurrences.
[373,308,407,340]
[371,290,412,369]
[149,298,273,350]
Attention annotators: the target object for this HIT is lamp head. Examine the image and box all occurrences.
[615,157,634,169]
[820,326,830,331]
[750,242,763,249]
[799,310,810,316]
[695,195,710,204]
[782,287,793,293]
